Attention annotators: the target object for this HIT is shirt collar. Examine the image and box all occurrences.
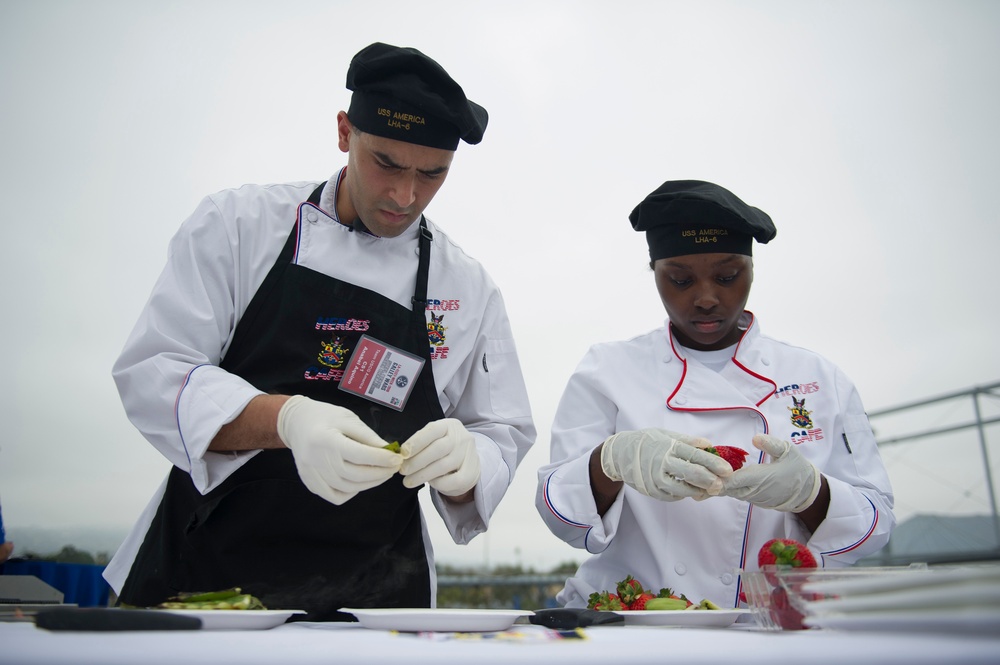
[318,167,422,241]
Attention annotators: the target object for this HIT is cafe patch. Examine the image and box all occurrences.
[304,335,350,382]
[787,395,824,444]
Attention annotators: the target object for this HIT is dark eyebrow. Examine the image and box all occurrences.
[373,150,450,177]
[418,164,450,177]
[373,150,406,169]
[712,255,747,267]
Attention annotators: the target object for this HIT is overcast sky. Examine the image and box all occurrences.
[2,0,998,570]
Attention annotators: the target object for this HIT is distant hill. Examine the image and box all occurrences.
[860,513,1000,566]
[3,525,129,560]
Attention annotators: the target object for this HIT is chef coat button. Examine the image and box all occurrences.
[664,355,672,363]
[721,573,734,585]
[675,395,687,405]
[674,563,687,576]
[761,357,770,366]
[306,212,319,223]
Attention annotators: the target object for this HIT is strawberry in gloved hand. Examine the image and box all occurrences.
[704,445,749,471]
[721,434,822,512]
[600,429,734,501]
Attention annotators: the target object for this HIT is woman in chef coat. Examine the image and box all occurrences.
[536,180,894,609]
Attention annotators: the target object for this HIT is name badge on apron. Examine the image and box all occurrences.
[338,334,426,411]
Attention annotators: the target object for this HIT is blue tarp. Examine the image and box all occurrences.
[1,560,110,607]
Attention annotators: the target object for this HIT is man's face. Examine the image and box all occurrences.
[336,112,454,238]
[653,253,754,350]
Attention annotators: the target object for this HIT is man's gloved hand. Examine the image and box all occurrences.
[599,429,734,501]
[721,433,822,512]
[400,418,480,497]
[277,395,402,505]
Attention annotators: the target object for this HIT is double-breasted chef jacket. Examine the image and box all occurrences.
[536,312,894,609]
[106,169,535,617]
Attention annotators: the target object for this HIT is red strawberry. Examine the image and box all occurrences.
[758,539,817,630]
[615,575,646,606]
[758,538,817,569]
[705,445,749,470]
[628,592,656,611]
[587,591,625,611]
[768,586,806,630]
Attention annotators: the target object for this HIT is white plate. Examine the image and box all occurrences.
[804,608,1000,634]
[338,608,533,632]
[612,609,749,627]
[155,609,305,630]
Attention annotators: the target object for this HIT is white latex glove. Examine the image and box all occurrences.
[277,395,403,505]
[399,418,480,497]
[599,428,734,501]
[721,433,822,512]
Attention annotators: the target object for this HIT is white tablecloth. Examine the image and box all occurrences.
[2,620,999,665]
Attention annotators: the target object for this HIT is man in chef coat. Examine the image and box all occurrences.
[106,43,535,620]
[536,180,894,609]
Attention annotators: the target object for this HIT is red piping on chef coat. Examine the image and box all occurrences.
[664,317,778,609]
[542,471,593,529]
[541,472,590,530]
[541,471,601,552]
[823,495,880,556]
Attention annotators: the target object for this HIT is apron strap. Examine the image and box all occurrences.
[411,218,433,317]
[307,182,324,205]
[220,182,326,366]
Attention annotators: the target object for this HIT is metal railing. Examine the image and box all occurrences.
[865,380,1000,565]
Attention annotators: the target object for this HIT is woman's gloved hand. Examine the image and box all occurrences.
[277,395,403,505]
[721,433,822,512]
[600,428,734,501]
[400,418,481,497]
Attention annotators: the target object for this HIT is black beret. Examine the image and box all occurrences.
[629,180,776,261]
[346,42,488,150]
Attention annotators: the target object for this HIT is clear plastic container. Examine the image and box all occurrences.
[740,564,930,631]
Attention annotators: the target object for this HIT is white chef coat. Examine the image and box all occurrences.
[536,312,894,609]
[106,171,535,594]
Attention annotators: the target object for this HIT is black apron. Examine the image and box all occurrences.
[119,184,444,621]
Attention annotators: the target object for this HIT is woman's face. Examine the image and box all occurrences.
[653,253,754,351]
